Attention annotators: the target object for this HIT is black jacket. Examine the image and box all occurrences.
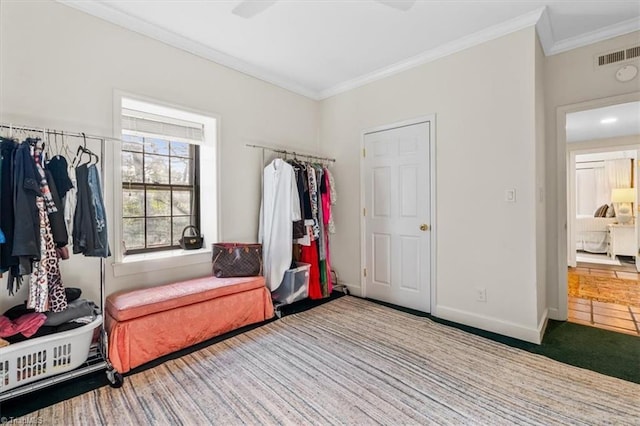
[12,142,42,264]
[0,137,18,272]
[45,169,69,247]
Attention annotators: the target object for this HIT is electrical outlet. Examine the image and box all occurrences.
[505,189,516,202]
[476,288,487,302]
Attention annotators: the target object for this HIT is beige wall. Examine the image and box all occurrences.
[544,31,640,318]
[3,0,637,343]
[321,27,542,342]
[0,0,320,312]
[535,34,547,328]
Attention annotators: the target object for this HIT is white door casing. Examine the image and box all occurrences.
[362,120,432,312]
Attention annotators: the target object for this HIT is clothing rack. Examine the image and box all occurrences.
[0,122,122,401]
[245,143,336,164]
[0,123,123,143]
[250,142,347,318]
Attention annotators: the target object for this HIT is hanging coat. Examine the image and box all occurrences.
[259,159,301,291]
[12,142,42,276]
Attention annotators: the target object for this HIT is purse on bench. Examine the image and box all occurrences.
[212,243,263,277]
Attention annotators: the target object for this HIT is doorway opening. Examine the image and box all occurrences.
[565,101,640,336]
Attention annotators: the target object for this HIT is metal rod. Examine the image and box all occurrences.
[0,123,121,143]
[245,143,336,163]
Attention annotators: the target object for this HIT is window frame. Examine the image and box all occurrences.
[112,91,219,277]
[120,134,201,255]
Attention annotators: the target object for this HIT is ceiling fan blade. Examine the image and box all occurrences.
[376,0,416,11]
[232,0,278,18]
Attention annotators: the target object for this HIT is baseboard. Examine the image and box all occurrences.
[537,308,549,343]
[547,307,564,321]
[435,305,542,344]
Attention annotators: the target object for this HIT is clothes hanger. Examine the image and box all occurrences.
[73,133,90,167]
[60,131,74,161]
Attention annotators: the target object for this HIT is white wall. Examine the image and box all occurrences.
[320,27,542,342]
[545,31,640,318]
[535,35,547,331]
[0,0,320,312]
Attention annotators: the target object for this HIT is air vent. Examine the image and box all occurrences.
[598,50,625,66]
[596,45,640,67]
[627,46,640,60]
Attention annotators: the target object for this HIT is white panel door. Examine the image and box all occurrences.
[364,121,431,312]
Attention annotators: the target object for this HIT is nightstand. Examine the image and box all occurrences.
[607,224,636,258]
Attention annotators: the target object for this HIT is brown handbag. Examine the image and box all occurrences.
[211,243,263,278]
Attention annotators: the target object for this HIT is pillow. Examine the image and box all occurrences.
[594,204,609,217]
[606,203,616,217]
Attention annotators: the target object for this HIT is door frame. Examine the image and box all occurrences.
[360,115,437,314]
[555,92,640,321]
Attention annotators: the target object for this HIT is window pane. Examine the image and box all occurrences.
[147,217,171,247]
[144,154,170,184]
[171,158,191,185]
[170,141,189,157]
[145,138,169,155]
[123,218,144,251]
[122,134,144,152]
[173,216,191,245]
[146,189,171,216]
[123,189,144,217]
[122,152,143,183]
[172,191,192,216]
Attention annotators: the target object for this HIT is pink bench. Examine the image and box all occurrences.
[105,275,273,373]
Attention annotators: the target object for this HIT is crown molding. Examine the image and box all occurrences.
[56,0,321,100]
[546,17,640,56]
[535,7,555,55]
[318,7,546,99]
[55,1,640,101]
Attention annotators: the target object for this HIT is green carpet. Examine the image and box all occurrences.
[535,319,640,383]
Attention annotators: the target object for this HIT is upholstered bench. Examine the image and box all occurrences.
[105,275,274,373]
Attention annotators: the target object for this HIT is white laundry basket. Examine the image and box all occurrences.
[0,315,102,393]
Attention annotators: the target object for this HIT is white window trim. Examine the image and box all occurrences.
[112,90,221,277]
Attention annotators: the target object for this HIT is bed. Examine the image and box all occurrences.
[575,215,617,253]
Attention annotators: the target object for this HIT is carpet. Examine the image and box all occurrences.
[19,297,640,425]
[569,272,640,307]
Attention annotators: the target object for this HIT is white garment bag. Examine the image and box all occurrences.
[259,158,301,291]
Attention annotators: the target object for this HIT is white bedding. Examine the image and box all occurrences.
[575,215,616,253]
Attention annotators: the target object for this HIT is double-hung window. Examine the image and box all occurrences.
[120,108,203,254]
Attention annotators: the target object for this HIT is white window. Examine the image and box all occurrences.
[113,94,218,275]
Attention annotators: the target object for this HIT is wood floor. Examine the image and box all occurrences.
[568,259,640,336]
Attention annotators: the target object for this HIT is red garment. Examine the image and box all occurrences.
[0,313,47,338]
[322,172,333,295]
[301,241,322,299]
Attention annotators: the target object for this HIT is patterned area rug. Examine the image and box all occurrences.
[22,297,640,425]
[569,272,640,307]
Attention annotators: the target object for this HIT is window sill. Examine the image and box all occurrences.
[112,247,211,277]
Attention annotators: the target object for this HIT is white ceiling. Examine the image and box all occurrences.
[59,0,640,99]
[566,101,640,143]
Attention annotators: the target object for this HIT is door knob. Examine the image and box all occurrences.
[420,224,429,231]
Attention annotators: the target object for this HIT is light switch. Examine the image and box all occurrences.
[505,189,516,202]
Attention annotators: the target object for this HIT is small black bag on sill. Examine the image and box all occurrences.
[179,225,204,250]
